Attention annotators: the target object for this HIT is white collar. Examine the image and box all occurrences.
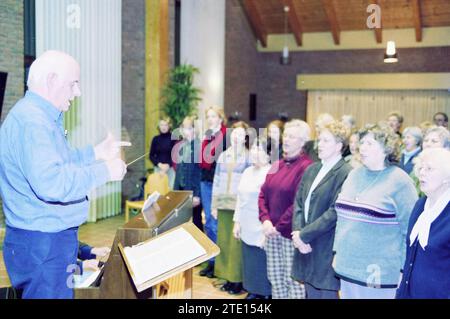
[321,154,342,170]
[403,147,421,157]
[410,188,450,250]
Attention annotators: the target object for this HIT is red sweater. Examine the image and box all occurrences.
[259,153,313,239]
[199,125,227,176]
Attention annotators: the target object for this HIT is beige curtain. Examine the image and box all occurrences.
[307,90,450,136]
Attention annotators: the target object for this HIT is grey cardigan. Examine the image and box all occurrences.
[291,159,351,291]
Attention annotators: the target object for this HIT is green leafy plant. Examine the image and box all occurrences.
[160,64,202,129]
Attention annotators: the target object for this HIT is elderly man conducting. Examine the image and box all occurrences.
[0,51,129,299]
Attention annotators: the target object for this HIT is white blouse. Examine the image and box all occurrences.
[233,165,271,247]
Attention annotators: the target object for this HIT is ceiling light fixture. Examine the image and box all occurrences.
[384,40,398,63]
[280,6,291,65]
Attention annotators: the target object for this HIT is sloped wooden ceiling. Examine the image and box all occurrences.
[241,0,450,47]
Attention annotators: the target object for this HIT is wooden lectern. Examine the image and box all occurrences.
[75,191,218,299]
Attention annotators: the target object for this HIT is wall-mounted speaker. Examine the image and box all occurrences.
[249,93,257,121]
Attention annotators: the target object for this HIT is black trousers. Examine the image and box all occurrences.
[176,186,204,232]
[193,203,204,232]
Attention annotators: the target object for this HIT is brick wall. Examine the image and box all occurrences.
[225,0,262,125]
[0,0,24,227]
[224,0,305,129]
[0,0,24,123]
[224,1,450,130]
[121,0,146,200]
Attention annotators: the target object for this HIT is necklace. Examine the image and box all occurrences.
[354,169,384,202]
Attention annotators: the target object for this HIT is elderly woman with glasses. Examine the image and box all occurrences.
[396,148,450,299]
[422,126,450,150]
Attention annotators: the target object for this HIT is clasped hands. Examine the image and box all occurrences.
[262,220,280,238]
[94,132,131,182]
[291,230,312,254]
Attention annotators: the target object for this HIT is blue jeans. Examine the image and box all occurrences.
[200,181,217,264]
[3,226,79,299]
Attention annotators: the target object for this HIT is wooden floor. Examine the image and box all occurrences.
[0,215,246,299]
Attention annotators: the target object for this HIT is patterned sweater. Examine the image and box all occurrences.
[211,148,250,211]
[333,165,418,288]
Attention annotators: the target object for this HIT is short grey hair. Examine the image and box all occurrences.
[284,119,311,142]
[425,126,450,149]
[341,114,356,129]
[403,126,423,146]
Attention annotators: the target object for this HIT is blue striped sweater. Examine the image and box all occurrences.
[333,165,418,288]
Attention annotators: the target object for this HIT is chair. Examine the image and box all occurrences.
[124,172,170,223]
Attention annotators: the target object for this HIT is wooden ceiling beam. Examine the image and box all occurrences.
[374,25,382,43]
[241,0,268,47]
[372,0,382,43]
[321,0,340,45]
[280,0,303,46]
[412,0,422,42]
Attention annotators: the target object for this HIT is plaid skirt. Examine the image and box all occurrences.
[265,235,305,299]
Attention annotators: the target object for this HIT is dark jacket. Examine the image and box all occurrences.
[291,159,351,291]
[396,197,450,299]
[78,241,95,260]
[398,149,421,175]
[77,241,95,275]
[173,139,202,197]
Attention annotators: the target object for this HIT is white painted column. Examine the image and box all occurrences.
[181,0,226,123]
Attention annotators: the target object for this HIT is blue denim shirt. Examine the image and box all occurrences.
[0,91,109,232]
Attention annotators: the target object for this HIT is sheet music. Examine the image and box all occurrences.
[74,268,102,288]
[123,227,206,286]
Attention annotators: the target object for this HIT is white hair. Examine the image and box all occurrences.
[27,50,78,90]
[284,119,311,141]
[403,126,423,146]
[414,148,450,179]
[341,114,356,129]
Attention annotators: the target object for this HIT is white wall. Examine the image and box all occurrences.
[35,0,122,221]
[181,0,226,123]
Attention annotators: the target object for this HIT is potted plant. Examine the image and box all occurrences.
[160,64,202,129]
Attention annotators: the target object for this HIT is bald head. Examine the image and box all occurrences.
[27,50,81,112]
